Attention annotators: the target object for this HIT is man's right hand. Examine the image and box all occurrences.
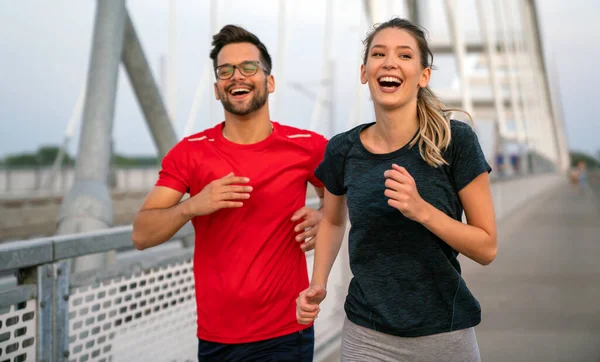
[296,285,327,325]
[186,172,252,217]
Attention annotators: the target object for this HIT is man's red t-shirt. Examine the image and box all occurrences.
[155,121,327,343]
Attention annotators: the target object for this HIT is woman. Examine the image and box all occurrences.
[296,18,497,361]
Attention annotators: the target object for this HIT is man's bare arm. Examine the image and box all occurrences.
[132,173,252,250]
[132,186,191,250]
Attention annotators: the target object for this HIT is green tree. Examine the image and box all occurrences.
[4,154,38,166]
[35,146,74,166]
[2,145,74,167]
[2,145,159,168]
[570,150,599,169]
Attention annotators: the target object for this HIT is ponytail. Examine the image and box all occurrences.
[413,86,473,167]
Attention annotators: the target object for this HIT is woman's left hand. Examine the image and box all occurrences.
[384,164,430,223]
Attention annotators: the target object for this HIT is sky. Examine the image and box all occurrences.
[0,0,598,160]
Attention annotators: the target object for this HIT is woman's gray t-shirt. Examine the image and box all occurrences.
[315,120,492,337]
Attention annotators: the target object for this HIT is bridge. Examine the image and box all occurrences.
[1,1,596,361]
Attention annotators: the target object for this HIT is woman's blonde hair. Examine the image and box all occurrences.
[363,18,472,167]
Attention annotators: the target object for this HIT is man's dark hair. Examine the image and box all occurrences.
[209,25,272,74]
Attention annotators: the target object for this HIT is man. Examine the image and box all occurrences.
[132,24,327,361]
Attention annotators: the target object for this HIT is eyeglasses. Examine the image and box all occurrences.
[215,60,268,80]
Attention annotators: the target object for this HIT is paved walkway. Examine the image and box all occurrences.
[323,175,600,361]
[462,178,600,361]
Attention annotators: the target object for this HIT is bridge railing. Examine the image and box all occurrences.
[0,199,350,362]
[0,166,160,198]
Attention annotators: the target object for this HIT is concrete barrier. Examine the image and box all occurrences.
[490,173,566,221]
[0,167,159,196]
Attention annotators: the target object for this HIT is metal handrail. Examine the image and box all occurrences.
[0,223,195,272]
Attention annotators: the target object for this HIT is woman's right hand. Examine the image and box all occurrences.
[296,285,327,324]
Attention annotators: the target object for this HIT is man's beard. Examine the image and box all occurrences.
[219,80,269,116]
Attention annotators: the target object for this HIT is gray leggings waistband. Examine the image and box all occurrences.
[341,317,481,362]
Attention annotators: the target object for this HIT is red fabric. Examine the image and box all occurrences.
[156,121,327,343]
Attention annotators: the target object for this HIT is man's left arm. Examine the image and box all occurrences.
[291,185,323,252]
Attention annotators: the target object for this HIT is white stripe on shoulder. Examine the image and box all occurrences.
[287,134,312,139]
[188,136,207,141]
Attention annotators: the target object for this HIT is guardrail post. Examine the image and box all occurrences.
[36,264,55,362]
[54,260,71,362]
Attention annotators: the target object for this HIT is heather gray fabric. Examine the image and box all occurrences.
[341,317,481,362]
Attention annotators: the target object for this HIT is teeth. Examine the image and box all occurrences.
[379,76,402,84]
[231,88,250,95]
